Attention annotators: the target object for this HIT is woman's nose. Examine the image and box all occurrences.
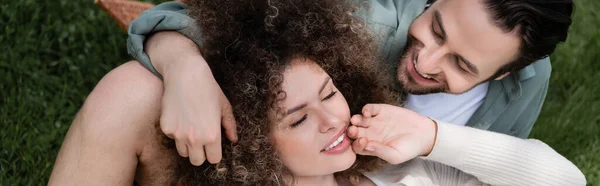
[318,109,343,133]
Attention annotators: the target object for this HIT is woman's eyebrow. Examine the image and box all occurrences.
[318,76,331,94]
[286,104,307,116]
[285,76,331,116]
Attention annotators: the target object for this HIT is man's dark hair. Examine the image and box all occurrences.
[485,0,573,78]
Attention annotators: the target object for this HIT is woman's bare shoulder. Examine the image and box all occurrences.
[89,61,178,184]
[49,61,171,185]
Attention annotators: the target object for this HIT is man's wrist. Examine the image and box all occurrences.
[146,31,203,75]
[162,54,211,81]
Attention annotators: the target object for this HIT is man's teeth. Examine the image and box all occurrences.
[324,133,345,151]
[413,57,434,79]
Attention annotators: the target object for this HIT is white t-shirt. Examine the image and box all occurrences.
[404,82,489,125]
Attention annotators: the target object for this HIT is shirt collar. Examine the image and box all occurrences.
[500,65,536,101]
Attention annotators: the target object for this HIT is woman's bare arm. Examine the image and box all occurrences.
[48,62,164,186]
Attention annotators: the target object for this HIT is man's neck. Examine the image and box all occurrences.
[404,82,490,125]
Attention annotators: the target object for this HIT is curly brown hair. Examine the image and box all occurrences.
[164,0,399,185]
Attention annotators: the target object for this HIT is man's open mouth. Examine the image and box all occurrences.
[412,54,434,80]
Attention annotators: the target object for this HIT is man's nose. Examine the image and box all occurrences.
[417,45,451,75]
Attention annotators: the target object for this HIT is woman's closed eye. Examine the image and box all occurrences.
[291,114,307,128]
[290,90,338,128]
[322,91,337,101]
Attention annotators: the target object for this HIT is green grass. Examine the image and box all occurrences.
[528,0,600,184]
[0,0,598,185]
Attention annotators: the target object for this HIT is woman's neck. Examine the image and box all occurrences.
[288,174,375,186]
[289,174,338,186]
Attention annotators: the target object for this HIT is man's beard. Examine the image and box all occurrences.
[396,35,447,95]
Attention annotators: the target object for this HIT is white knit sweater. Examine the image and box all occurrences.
[362,121,587,186]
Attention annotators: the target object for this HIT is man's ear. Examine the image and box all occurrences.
[494,72,511,80]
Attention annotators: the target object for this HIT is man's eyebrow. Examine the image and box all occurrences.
[457,55,479,75]
[434,11,447,38]
[286,76,331,116]
[435,10,478,75]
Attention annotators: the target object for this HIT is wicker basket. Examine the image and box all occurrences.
[96,0,188,31]
[96,0,189,32]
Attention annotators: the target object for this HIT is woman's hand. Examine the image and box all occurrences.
[146,32,238,166]
[347,104,437,164]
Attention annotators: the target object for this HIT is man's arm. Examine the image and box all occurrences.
[143,31,203,77]
[127,1,202,77]
[126,1,237,166]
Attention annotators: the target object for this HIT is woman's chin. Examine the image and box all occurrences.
[319,149,357,174]
[332,150,358,172]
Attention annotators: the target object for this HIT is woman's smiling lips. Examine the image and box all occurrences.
[321,125,351,155]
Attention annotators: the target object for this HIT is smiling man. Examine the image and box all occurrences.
[391,0,572,127]
[122,0,573,165]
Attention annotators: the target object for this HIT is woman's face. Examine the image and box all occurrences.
[270,58,355,177]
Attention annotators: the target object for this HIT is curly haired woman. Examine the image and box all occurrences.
[49,0,585,185]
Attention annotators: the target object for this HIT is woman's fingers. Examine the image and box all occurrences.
[351,137,369,154]
[350,114,371,128]
[363,141,408,164]
[361,104,384,118]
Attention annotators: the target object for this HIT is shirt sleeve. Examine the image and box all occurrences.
[126,1,202,78]
[422,121,586,186]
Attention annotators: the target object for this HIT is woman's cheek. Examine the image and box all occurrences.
[333,93,351,119]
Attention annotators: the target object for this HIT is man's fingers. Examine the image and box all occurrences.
[175,140,189,158]
[162,128,175,139]
[188,144,207,166]
[362,104,383,118]
[221,98,238,142]
[203,131,223,164]
[186,129,206,165]
[204,144,223,164]
[159,112,176,139]
[364,141,408,164]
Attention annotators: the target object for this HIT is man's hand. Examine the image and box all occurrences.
[146,32,237,166]
[160,57,237,166]
[347,104,437,164]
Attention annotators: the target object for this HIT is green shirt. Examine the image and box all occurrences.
[127,1,550,138]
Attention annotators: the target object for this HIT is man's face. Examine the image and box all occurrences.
[397,0,521,94]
